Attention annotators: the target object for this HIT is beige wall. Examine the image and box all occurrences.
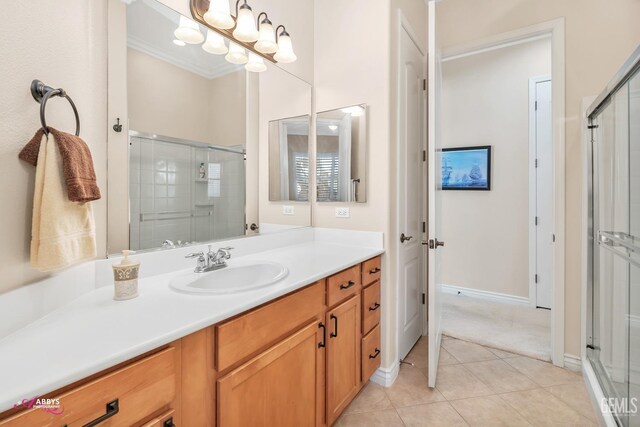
[0,0,108,294]
[437,0,640,357]
[441,38,551,297]
[127,48,245,146]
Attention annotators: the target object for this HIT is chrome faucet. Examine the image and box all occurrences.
[185,245,233,273]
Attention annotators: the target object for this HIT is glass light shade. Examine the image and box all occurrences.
[341,106,365,117]
[203,0,234,29]
[174,16,204,44]
[254,21,277,54]
[232,6,259,42]
[225,42,248,64]
[202,30,228,54]
[245,53,267,72]
[273,33,297,63]
[173,39,186,46]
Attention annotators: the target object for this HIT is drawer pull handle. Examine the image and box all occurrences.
[369,348,381,359]
[330,314,338,338]
[340,280,356,290]
[318,322,327,348]
[369,302,380,311]
[369,267,381,274]
[83,399,119,427]
[163,417,176,427]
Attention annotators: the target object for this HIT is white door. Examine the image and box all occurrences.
[397,24,425,360]
[427,0,444,387]
[534,79,553,309]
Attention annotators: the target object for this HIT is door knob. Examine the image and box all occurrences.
[400,233,414,243]
[428,239,445,249]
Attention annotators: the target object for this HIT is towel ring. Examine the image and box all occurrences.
[30,79,80,136]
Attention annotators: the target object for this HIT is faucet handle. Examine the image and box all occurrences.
[220,247,234,251]
[185,251,204,259]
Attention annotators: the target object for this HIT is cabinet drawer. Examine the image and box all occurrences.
[361,256,381,286]
[362,280,381,334]
[327,265,361,308]
[362,325,381,383]
[217,281,325,372]
[141,409,175,427]
[1,348,176,427]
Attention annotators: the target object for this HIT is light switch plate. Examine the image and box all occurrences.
[335,207,350,218]
[282,205,295,215]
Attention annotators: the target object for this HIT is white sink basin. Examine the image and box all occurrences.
[169,260,288,294]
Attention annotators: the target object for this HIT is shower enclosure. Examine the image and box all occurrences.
[129,132,246,251]
[588,46,640,426]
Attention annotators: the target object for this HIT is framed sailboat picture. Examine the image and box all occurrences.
[441,146,492,190]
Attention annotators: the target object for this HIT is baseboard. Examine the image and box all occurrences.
[564,353,582,372]
[441,284,530,306]
[370,362,400,387]
[583,358,618,427]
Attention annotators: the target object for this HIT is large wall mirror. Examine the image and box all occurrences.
[268,116,310,202]
[107,0,311,254]
[315,105,368,203]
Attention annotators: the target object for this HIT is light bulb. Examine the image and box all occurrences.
[203,0,234,29]
[233,3,259,42]
[225,42,248,64]
[328,125,338,131]
[341,106,365,117]
[255,18,277,54]
[202,30,228,54]
[174,16,204,44]
[245,53,267,72]
[274,30,297,63]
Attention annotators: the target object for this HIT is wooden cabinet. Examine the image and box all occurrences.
[362,324,381,382]
[141,409,175,427]
[362,280,381,335]
[326,265,361,307]
[326,296,361,426]
[217,321,325,427]
[362,256,382,286]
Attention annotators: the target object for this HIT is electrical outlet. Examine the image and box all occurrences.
[282,205,295,215]
[335,207,350,218]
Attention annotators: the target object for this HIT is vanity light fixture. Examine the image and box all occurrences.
[254,13,277,54]
[245,53,267,72]
[173,39,186,46]
[273,25,297,63]
[233,0,259,43]
[226,42,248,64]
[174,15,204,44]
[202,30,228,54]
[203,0,234,29]
[328,125,338,132]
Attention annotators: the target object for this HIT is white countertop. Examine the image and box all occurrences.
[0,241,383,412]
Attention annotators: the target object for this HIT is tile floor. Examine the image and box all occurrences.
[335,336,600,427]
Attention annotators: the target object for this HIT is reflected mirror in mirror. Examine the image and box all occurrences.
[106,0,312,254]
[268,116,310,202]
[316,105,367,202]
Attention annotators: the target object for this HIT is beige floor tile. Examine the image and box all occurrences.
[463,359,538,393]
[441,338,499,363]
[439,347,460,366]
[546,383,599,422]
[435,364,494,400]
[343,381,393,414]
[397,401,469,427]
[334,408,405,427]
[405,336,428,374]
[499,388,597,426]
[384,365,446,408]
[504,356,582,387]
[450,395,532,426]
[487,347,520,359]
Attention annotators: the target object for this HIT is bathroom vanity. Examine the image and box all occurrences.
[0,237,382,426]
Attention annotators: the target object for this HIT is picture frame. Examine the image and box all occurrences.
[441,145,492,191]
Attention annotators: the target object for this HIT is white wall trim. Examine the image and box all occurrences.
[443,33,551,63]
[563,353,582,372]
[441,18,566,368]
[583,359,619,427]
[370,362,400,387]
[441,284,530,306]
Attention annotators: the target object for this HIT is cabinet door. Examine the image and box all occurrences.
[217,321,325,427]
[326,295,361,425]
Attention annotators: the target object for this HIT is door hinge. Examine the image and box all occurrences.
[422,221,426,233]
[535,101,538,111]
[535,158,539,168]
[423,78,426,91]
[552,234,556,243]
[422,150,426,162]
[535,216,539,226]
[422,293,426,304]
[535,274,538,284]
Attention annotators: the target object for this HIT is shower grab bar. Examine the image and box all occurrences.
[140,211,212,222]
[599,231,640,254]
